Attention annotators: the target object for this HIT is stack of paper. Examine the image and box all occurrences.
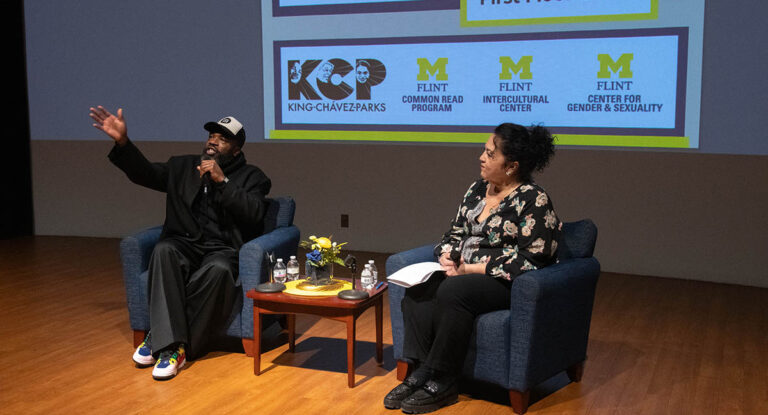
[387,262,444,288]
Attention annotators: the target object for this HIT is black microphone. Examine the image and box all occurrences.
[344,255,358,274]
[201,154,213,194]
[449,250,461,266]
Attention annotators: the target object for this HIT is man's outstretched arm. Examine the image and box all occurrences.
[91,105,168,193]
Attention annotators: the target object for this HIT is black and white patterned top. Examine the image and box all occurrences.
[434,179,562,281]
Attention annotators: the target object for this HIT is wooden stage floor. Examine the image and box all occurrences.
[0,236,766,414]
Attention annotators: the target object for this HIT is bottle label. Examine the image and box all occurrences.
[361,273,373,287]
[274,269,287,282]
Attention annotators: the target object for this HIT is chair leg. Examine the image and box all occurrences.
[566,360,585,382]
[508,389,530,414]
[133,330,147,348]
[242,338,253,357]
[396,360,411,382]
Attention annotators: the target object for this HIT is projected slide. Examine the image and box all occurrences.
[263,1,704,148]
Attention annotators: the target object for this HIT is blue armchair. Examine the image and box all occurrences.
[387,219,600,414]
[119,196,300,355]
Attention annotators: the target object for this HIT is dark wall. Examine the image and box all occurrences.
[3,0,33,238]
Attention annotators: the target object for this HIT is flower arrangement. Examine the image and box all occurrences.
[300,235,347,269]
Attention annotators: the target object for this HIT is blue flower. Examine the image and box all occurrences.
[307,250,322,263]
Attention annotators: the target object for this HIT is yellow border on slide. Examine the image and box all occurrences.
[460,0,658,27]
[269,129,689,148]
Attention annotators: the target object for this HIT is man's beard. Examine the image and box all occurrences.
[217,152,237,169]
[201,148,237,169]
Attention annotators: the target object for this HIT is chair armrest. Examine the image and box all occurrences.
[238,225,301,339]
[238,225,301,288]
[507,257,601,390]
[386,244,436,276]
[119,226,162,331]
[386,244,436,361]
[119,226,163,278]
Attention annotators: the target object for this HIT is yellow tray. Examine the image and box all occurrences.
[283,279,353,297]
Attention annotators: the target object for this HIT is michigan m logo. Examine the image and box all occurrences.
[597,53,633,78]
[417,58,448,81]
[499,56,533,80]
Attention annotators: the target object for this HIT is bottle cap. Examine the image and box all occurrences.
[277,258,283,262]
[290,256,296,259]
[368,260,374,263]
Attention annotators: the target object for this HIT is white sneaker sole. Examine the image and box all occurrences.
[133,350,155,368]
[152,359,185,380]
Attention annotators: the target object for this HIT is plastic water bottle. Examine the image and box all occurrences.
[287,256,300,281]
[368,260,378,286]
[273,258,287,283]
[361,264,374,290]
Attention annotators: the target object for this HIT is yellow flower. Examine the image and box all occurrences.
[316,237,332,249]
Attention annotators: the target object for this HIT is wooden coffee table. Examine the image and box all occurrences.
[246,282,387,388]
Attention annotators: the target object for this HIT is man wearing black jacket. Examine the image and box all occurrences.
[89,106,271,380]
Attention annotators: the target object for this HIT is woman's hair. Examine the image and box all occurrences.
[493,122,555,182]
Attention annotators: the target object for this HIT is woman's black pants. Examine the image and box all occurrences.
[401,272,511,375]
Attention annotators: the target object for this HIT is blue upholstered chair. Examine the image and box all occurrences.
[387,219,599,414]
[119,196,300,355]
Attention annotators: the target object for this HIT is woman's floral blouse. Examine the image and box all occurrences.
[434,179,562,281]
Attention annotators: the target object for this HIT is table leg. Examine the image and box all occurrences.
[346,315,356,388]
[288,314,296,352]
[253,306,262,375]
[375,298,383,364]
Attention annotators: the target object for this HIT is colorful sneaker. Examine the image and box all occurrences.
[132,332,154,367]
[152,345,186,380]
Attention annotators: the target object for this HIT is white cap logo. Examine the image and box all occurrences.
[217,116,242,136]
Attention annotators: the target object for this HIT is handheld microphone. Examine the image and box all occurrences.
[449,250,461,266]
[201,154,213,194]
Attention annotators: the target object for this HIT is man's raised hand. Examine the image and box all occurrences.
[90,106,128,146]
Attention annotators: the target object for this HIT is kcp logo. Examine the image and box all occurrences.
[288,59,386,100]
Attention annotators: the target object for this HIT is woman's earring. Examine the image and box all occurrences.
[506,170,512,176]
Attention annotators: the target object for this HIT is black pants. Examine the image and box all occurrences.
[148,237,240,360]
[401,272,511,375]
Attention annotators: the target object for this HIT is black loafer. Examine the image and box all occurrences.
[383,375,428,409]
[400,378,458,414]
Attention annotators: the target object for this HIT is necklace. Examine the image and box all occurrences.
[487,181,521,201]
[482,181,521,217]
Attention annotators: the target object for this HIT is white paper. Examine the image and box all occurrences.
[387,262,444,288]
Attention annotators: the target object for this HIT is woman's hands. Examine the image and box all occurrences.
[438,252,455,268]
[440,252,485,276]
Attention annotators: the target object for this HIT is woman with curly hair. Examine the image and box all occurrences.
[384,123,562,413]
